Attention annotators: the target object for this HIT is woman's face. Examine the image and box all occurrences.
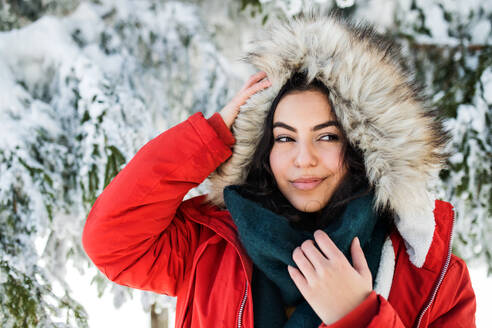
[269,90,348,212]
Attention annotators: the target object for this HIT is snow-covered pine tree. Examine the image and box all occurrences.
[392,0,492,273]
[1,0,490,327]
[0,1,233,326]
[0,0,81,31]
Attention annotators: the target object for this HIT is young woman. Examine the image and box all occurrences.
[82,12,476,328]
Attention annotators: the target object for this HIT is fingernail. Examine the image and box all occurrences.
[355,236,360,245]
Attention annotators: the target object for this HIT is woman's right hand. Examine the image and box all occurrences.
[219,71,272,129]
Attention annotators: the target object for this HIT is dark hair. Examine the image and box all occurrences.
[237,71,374,231]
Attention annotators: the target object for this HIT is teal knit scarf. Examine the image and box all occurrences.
[223,185,388,328]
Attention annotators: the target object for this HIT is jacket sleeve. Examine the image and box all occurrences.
[317,292,406,328]
[317,255,476,328]
[82,112,235,296]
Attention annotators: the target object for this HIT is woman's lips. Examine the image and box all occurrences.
[291,177,325,190]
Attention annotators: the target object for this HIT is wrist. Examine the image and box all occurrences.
[322,289,373,324]
[322,291,378,327]
[207,112,236,147]
[221,116,232,130]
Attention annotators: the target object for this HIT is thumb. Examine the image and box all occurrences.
[351,237,372,281]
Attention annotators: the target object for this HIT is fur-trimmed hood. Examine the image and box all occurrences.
[205,11,449,268]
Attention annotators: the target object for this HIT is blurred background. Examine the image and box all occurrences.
[0,0,490,327]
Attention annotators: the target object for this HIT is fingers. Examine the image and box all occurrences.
[218,72,271,129]
[239,71,271,100]
[253,77,272,90]
[240,71,268,91]
[232,78,270,112]
[292,246,317,282]
[230,72,270,109]
[297,239,329,273]
[238,78,270,101]
[313,230,344,261]
[351,237,372,281]
[287,264,309,294]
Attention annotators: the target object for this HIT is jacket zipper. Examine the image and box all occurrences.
[414,210,455,328]
[237,280,248,328]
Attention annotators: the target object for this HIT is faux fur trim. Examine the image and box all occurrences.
[373,237,395,299]
[205,10,449,267]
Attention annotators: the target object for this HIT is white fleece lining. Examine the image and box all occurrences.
[373,237,395,299]
[393,194,436,268]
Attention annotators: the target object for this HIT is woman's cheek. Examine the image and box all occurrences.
[269,148,293,197]
[269,147,284,178]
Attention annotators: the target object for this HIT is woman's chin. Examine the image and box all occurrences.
[291,198,324,213]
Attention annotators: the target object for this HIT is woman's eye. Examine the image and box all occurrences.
[319,134,339,141]
[274,135,338,142]
[274,136,294,142]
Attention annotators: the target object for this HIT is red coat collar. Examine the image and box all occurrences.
[181,195,254,283]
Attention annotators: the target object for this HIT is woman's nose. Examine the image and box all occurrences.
[294,142,317,167]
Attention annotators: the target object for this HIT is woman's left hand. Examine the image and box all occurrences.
[287,230,373,325]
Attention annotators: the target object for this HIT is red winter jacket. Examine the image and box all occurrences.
[82,112,476,328]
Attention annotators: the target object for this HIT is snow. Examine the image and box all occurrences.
[470,19,491,44]
[0,0,490,326]
[397,0,490,45]
[0,0,231,325]
[470,265,492,327]
[425,3,452,42]
[65,265,150,328]
[354,0,395,31]
[336,0,354,9]
[482,67,492,104]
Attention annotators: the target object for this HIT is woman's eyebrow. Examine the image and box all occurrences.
[272,121,339,132]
